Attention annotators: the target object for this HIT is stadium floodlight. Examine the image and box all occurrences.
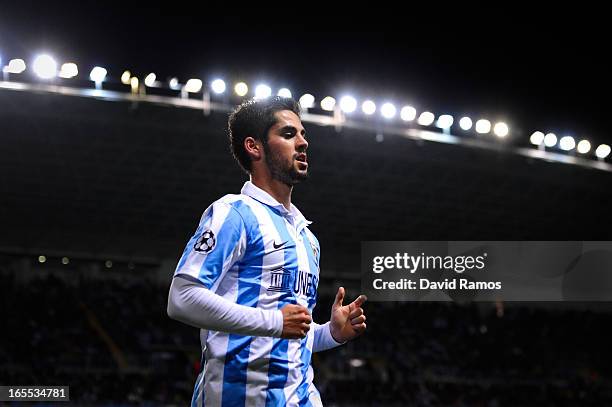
[130,77,139,92]
[436,114,454,129]
[169,77,180,90]
[475,119,491,134]
[381,103,397,119]
[5,58,26,74]
[417,111,435,126]
[105,260,113,269]
[595,144,611,159]
[255,84,272,99]
[459,116,473,130]
[320,96,336,111]
[362,100,376,115]
[544,132,557,147]
[559,136,576,151]
[121,70,131,85]
[277,88,292,98]
[61,257,70,265]
[32,54,57,79]
[184,78,203,93]
[577,139,591,154]
[400,105,417,121]
[234,82,248,97]
[530,131,545,146]
[211,78,226,94]
[493,122,509,138]
[339,96,357,113]
[144,73,156,87]
[299,93,315,109]
[89,66,107,84]
[349,358,365,368]
[38,255,46,263]
[58,62,78,79]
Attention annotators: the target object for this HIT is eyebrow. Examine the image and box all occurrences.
[278,125,306,136]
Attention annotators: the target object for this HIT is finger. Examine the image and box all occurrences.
[294,312,311,324]
[350,294,368,309]
[348,307,363,319]
[297,305,311,317]
[302,323,310,332]
[353,323,366,334]
[351,315,366,325]
[297,305,310,312]
[289,305,302,315]
[302,313,312,323]
[333,286,345,309]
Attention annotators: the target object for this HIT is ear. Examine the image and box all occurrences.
[244,137,263,161]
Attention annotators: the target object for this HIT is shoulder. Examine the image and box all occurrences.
[205,194,261,229]
[198,195,244,227]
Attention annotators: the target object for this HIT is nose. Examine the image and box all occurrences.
[296,133,308,151]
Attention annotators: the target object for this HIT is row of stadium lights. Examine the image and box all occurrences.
[529,131,610,159]
[2,54,610,160]
[36,254,134,269]
[0,55,510,136]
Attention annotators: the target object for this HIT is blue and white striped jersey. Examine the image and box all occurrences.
[174,181,327,407]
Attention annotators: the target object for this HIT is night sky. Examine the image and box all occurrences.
[1,5,608,144]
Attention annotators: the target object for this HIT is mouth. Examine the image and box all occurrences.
[295,153,308,166]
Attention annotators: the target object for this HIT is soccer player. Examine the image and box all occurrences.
[167,96,367,407]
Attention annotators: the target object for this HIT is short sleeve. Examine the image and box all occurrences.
[174,201,246,289]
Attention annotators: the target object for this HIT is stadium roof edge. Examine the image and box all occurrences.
[2,81,611,173]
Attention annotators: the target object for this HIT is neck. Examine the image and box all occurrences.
[250,172,293,210]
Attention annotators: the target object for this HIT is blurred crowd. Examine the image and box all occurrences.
[1,267,611,406]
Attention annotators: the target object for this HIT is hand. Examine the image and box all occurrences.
[280,304,312,339]
[330,287,367,343]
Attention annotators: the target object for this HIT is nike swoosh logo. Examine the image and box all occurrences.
[273,240,289,249]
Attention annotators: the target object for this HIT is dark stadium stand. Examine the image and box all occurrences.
[2,261,612,406]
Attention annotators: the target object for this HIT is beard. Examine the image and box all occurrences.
[263,142,308,186]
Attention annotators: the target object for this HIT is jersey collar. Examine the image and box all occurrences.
[241,181,312,228]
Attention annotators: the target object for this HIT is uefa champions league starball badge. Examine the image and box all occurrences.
[194,230,216,253]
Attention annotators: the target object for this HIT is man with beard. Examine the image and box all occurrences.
[167,96,367,407]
